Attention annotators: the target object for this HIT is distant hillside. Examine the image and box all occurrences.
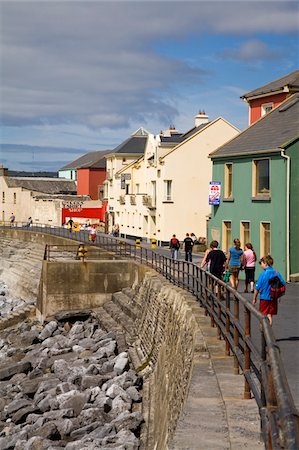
[8,170,58,178]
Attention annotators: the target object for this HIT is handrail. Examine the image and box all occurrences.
[1,223,298,449]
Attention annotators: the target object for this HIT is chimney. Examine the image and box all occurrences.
[0,165,8,177]
[195,110,209,127]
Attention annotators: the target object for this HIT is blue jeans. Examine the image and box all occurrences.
[171,248,178,260]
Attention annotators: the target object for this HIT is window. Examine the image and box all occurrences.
[125,184,129,195]
[135,184,140,194]
[2,192,4,203]
[164,180,172,201]
[222,221,232,254]
[240,221,250,248]
[261,103,273,116]
[260,222,271,256]
[224,163,233,198]
[253,159,270,196]
[13,193,16,204]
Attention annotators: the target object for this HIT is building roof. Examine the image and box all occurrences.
[112,134,148,155]
[210,94,299,158]
[59,150,112,171]
[6,177,77,194]
[241,69,299,100]
[180,123,208,141]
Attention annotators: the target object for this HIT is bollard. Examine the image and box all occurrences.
[77,244,88,261]
[151,238,157,249]
[136,238,141,249]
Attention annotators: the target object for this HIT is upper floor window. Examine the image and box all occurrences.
[261,102,273,117]
[224,163,233,198]
[125,184,129,195]
[2,192,5,203]
[164,180,172,201]
[135,184,140,194]
[13,193,17,204]
[253,159,270,196]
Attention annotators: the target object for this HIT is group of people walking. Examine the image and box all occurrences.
[169,233,197,262]
[200,238,285,326]
[170,234,285,326]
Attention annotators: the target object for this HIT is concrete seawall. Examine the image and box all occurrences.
[0,229,261,449]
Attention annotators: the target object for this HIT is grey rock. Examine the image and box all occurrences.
[0,360,32,381]
[56,418,74,438]
[6,398,33,416]
[31,421,59,440]
[55,310,92,323]
[58,391,90,416]
[111,411,144,433]
[39,321,58,341]
[126,386,141,402]
[114,355,129,376]
[12,405,41,424]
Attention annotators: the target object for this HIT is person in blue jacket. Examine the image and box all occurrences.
[252,255,286,326]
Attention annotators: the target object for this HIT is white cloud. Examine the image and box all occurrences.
[220,39,284,61]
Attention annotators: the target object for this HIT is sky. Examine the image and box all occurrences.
[0,0,298,172]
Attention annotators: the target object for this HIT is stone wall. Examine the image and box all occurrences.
[132,272,201,449]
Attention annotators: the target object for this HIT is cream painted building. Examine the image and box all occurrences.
[105,113,239,244]
[0,166,89,226]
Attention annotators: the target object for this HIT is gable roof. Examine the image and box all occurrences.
[112,134,148,155]
[210,94,299,159]
[59,150,112,171]
[6,177,77,194]
[241,69,299,100]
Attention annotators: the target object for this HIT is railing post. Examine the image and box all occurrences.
[244,307,251,399]
[233,296,240,374]
[216,286,222,340]
[225,287,230,356]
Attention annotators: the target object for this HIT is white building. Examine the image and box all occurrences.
[0,166,88,226]
[105,113,239,244]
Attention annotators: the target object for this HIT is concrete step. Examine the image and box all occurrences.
[94,306,127,353]
[112,292,139,321]
[103,301,136,341]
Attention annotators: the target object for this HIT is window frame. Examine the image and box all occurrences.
[163,180,172,202]
[252,158,270,198]
[240,221,251,249]
[222,220,232,254]
[260,221,271,256]
[261,102,274,117]
[224,163,233,199]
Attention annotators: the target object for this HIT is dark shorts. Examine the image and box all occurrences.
[260,299,278,316]
[229,266,240,275]
[245,267,255,283]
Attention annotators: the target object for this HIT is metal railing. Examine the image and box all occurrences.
[1,223,298,449]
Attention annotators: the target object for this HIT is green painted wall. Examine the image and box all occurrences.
[286,139,299,276]
[208,154,287,279]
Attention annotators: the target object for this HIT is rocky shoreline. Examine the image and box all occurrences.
[0,310,143,450]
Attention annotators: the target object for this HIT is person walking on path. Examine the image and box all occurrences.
[169,234,180,261]
[26,217,33,228]
[201,241,213,272]
[68,218,74,232]
[227,238,243,291]
[9,213,15,226]
[206,240,226,280]
[243,243,256,293]
[183,233,194,262]
[253,255,286,326]
[89,226,97,243]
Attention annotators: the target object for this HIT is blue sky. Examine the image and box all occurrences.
[0,0,298,171]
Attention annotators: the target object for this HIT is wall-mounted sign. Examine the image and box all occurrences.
[209,181,221,205]
[62,201,84,209]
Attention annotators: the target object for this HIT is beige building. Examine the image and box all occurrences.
[0,166,88,226]
[105,113,239,244]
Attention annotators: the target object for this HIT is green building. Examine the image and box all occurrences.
[207,93,299,281]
